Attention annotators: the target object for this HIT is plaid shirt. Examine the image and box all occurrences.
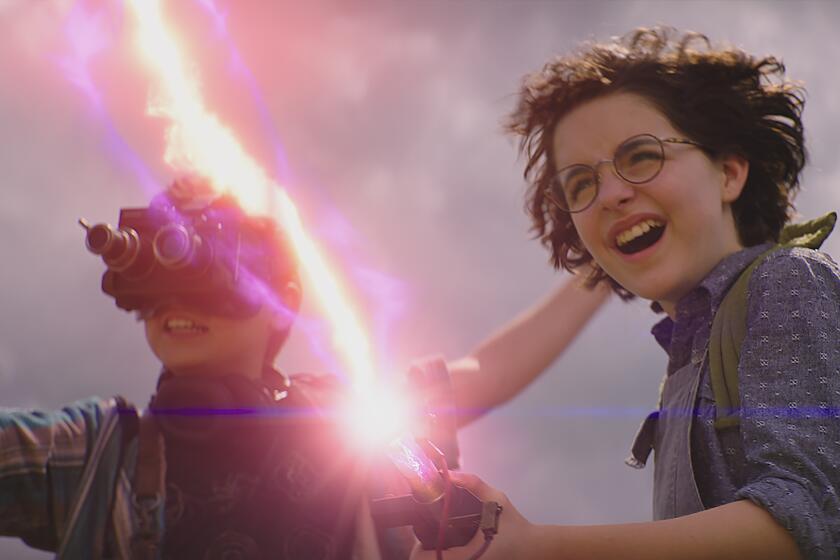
[0,389,403,559]
[0,397,133,558]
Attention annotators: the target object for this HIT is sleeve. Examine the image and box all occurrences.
[0,397,111,550]
[734,247,840,559]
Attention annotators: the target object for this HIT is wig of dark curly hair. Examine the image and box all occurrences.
[507,27,807,299]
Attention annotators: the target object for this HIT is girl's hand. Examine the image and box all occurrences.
[410,472,535,560]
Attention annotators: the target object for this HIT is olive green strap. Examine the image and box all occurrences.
[709,246,777,429]
[708,212,836,430]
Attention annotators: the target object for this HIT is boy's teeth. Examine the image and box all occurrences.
[616,219,664,247]
[165,318,206,332]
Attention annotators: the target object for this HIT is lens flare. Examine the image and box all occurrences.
[125,0,378,392]
[343,384,416,452]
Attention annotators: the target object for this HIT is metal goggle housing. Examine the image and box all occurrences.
[83,194,297,318]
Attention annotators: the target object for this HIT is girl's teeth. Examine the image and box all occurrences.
[617,219,663,247]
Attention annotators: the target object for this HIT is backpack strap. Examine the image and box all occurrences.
[708,247,777,429]
[708,212,836,430]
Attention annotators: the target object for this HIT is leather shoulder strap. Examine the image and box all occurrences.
[130,412,165,560]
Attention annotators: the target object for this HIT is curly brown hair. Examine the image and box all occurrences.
[507,27,807,299]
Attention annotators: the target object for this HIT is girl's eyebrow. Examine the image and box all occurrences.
[618,136,652,151]
[554,148,589,170]
[563,133,659,167]
[561,166,591,179]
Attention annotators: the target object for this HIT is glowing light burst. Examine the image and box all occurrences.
[343,383,418,452]
[125,0,379,392]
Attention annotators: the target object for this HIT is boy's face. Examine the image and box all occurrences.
[552,92,748,315]
[144,302,285,379]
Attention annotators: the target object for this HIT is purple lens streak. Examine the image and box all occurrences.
[56,0,161,196]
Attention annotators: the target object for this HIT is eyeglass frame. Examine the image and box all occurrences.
[545,133,707,214]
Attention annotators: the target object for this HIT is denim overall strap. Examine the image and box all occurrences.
[652,351,706,520]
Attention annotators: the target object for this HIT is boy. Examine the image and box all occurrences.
[0,177,395,559]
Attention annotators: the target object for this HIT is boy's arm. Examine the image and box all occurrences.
[0,398,110,549]
[447,278,610,427]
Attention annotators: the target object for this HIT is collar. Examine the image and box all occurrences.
[651,242,774,353]
[694,242,774,312]
[156,366,291,390]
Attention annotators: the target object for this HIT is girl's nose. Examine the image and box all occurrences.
[595,165,636,210]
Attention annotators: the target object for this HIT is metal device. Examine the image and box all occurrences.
[81,192,296,317]
[372,438,501,552]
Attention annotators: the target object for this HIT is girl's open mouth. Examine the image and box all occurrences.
[615,221,666,255]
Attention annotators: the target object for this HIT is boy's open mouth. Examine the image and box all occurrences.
[615,219,666,255]
[164,317,209,334]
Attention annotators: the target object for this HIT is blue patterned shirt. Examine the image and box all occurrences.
[651,244,840,559]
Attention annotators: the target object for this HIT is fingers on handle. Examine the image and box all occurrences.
[451,472,507,504]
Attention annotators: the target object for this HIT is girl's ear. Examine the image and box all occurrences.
[281,281,301,311]
[720,153,750,204]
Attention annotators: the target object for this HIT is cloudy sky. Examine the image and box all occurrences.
[2,0,839,556]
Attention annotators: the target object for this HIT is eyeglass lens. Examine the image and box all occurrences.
[554,134,665,212]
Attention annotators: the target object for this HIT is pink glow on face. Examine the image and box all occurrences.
[124,0,387,391]
[54,0,410,404]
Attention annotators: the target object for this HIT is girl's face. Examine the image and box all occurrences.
[552,92,748,316]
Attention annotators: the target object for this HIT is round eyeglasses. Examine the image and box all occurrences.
[546,133,705,213]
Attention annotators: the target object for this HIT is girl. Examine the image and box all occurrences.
[425,28,840,560]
